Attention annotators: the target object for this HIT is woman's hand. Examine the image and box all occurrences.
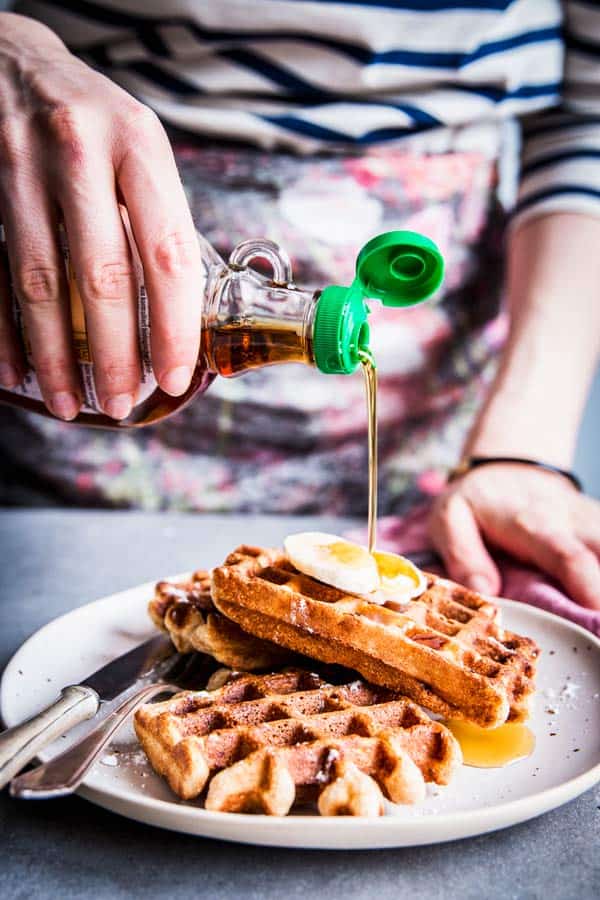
[429,465,600,609]
[0,13,203,420]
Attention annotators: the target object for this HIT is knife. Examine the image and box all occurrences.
[0,634,176,790]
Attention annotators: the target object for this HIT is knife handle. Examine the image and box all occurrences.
[0,685,100,790]
[10,682,170,799]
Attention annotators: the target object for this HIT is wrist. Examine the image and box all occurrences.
[449,455,583,492]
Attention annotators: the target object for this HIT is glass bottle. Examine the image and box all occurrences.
[0,228,443,428]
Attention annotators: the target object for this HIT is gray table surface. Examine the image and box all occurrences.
[0,509,598,900]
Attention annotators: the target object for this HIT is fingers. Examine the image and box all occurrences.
[0,227,26,388]
[0,92,200,418]
[429,493,502,595]
[511,513,600,610]
[49,104,140,419]
[430,471,600,609]
[115,106,202,396]
[0,118,81,419]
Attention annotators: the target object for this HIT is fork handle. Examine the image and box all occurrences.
[9,683,168,799]
[0,685,100,790]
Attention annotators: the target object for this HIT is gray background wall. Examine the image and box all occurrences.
[0,0,598,496]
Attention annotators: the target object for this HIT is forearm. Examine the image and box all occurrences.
[465,212,600,467]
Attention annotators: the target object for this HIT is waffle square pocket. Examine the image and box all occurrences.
[134,669,461,816]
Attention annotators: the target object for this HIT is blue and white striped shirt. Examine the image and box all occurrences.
[16,0,600,225]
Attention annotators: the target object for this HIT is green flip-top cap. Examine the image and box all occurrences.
[313,230,444,374]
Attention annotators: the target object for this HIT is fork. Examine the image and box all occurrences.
[10,652,214,799]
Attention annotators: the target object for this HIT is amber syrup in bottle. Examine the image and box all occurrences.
[0,230,318,428]
[127,316,314,428]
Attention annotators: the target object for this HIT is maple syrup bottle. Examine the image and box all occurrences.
[0,230,443,428]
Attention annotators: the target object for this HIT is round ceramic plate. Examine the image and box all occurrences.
[2,578,600,849]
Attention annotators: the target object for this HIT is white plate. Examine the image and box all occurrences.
[2,578,600,849]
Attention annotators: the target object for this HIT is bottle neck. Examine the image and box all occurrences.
[201,265,318,377]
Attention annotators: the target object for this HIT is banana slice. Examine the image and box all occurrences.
[371,550,427,602]
[284,533,428,603]
[284,533,379,595]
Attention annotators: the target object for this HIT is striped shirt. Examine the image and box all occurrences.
[14,0,600,224]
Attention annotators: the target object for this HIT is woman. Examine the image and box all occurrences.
[0,1,599,611]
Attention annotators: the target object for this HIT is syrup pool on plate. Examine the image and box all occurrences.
[445,719,536,768]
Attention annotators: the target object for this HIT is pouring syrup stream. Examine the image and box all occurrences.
[359,348,378,555]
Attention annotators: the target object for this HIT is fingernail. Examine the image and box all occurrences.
[50,391,80,421]
[104,393,133,420]
[0,362,21,388]
[161,366,192,396]
[466,575,493,594]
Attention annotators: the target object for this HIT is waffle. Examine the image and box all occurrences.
[211,547,539,729]
[134,669,461,815]
[149,571,289,670]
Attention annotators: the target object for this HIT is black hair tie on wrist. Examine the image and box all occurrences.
[448,455,583,493]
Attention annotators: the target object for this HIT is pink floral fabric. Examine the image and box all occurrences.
[0,139,507,512]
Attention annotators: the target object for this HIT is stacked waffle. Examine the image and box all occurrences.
[134,669,461,815]
[138,541,539,816]
[149,570,288,670]
[210,546,538,729]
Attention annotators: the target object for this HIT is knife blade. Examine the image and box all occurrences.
[0,634,177,789]
[77,634,175,700]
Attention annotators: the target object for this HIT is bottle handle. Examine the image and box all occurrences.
[228,239,294,286]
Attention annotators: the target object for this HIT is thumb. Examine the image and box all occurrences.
[429,492,501,595]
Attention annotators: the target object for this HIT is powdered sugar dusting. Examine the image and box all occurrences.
[100,753,119,767]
